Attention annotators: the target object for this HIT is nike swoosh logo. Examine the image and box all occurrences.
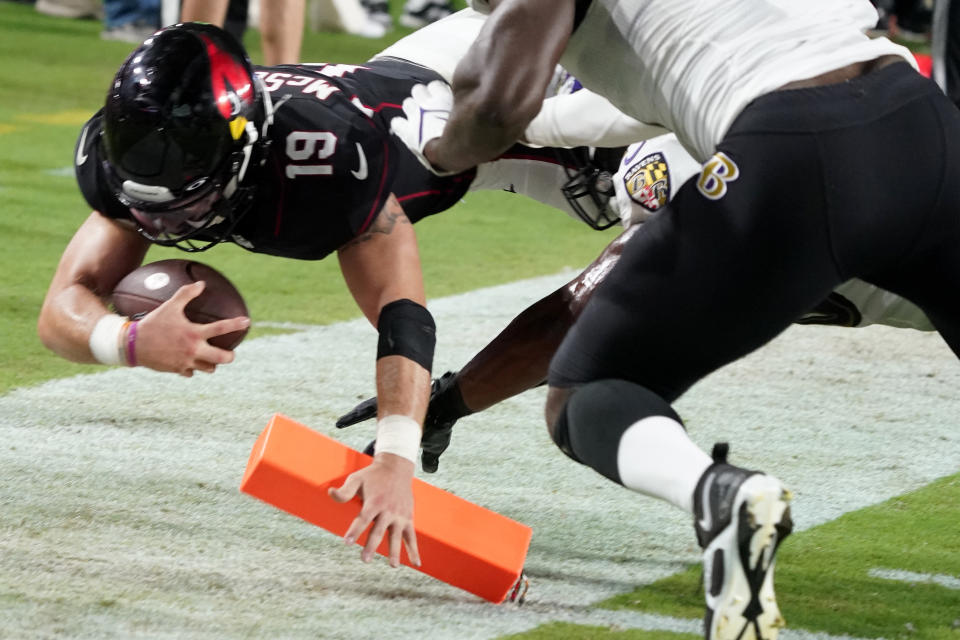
[697,473,716,532]
[76,124,90,166]
[351,143,368,181]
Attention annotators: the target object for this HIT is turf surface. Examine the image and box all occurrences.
[1,4,957,640]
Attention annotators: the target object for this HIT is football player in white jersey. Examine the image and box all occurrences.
[388,1,960,638]
[381,8,936,333]
[340,132,936,472]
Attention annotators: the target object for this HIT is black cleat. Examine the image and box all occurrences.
[361,0,392,27]
[693,444,793,640]
[399,0,453,28]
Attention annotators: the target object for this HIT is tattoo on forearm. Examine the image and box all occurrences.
[341,196,408,249]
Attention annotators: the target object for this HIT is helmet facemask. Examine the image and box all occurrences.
[102,117,263,251]
[557,147,620,231]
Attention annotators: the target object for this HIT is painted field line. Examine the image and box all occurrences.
[0,110,90,136]
[516,607,880,639]
[253,320,323,331]
[0,271,958,639]
[868,568,960,590]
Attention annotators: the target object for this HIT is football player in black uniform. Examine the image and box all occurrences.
[37,22,618,571]
[389,0,960,637]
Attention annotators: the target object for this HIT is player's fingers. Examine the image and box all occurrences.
[390,115,411,140]
[427,80,452,103]
[334,477,371,547]
[336,397,379,428]
[193,360,217,374]
[411,82,430,104]
[402,524,421,567]
[341,510,373,549]
[328,475,361,505]
[387,522,403,568]
[168,281,206,310]
[362,516,390,564]
[193,341,236,366]
[178,368,194,378]
[198,316,250,338]
[421,451,439,473]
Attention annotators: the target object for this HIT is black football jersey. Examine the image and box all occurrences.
[75,58,475,260]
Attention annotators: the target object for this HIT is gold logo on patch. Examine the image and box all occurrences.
[229,115,248,141]
[623,152,670,212]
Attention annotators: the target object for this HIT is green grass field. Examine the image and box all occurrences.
[1,3,957,639]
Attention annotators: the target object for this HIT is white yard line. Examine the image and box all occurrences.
[0,272,958,639]
[868,568,960,590]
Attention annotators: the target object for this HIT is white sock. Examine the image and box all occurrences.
[616,416,712,513]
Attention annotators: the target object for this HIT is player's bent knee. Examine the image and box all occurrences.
[545,385,571,435]
[555,379,681,484]
[546,385,579,461]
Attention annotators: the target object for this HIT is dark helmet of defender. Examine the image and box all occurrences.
[556,146,621,231]
[101,22,270,250]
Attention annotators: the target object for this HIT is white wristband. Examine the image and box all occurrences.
[88,313,127,366]
[375,415,422,463]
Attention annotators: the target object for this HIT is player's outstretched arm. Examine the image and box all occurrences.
[38,212,149,363]
[524,89,670,149]
[421,0,576,174]
[337,225,641,471]
[450,225,639,409]
[337,371,469,473]
[332,194,431,568]
[38,211,249,376]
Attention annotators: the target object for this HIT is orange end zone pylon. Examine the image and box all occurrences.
[240,413,533,603]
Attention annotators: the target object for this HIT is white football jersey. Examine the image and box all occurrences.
[524,87,669,149]
[612,133,701,227]
[470,0,914,161]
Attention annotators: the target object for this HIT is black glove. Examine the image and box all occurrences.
[336,371,472,473]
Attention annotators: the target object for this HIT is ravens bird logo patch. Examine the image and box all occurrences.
[623,152,670,213]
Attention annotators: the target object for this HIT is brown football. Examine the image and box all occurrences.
[111,259,249,350]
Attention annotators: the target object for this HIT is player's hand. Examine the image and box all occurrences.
[336,395,378,428]
[419,417,453,474]
[328,453,421,568]
[136,281,250,377]
[390,80,457,176]
[337,372,466,473]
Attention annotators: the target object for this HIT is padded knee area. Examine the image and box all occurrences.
[554,379,681,484]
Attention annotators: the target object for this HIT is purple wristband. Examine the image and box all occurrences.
[125,320,139,367]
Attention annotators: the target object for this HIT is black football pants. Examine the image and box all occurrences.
[548,62,960,402]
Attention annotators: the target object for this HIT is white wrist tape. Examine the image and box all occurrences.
[88,313,127,366]
[375,415,421,463]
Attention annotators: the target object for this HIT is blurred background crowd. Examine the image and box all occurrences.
[15,0,960,108]
[19,0,939,56]
[870,0,934,41]
[25,0,458,53]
